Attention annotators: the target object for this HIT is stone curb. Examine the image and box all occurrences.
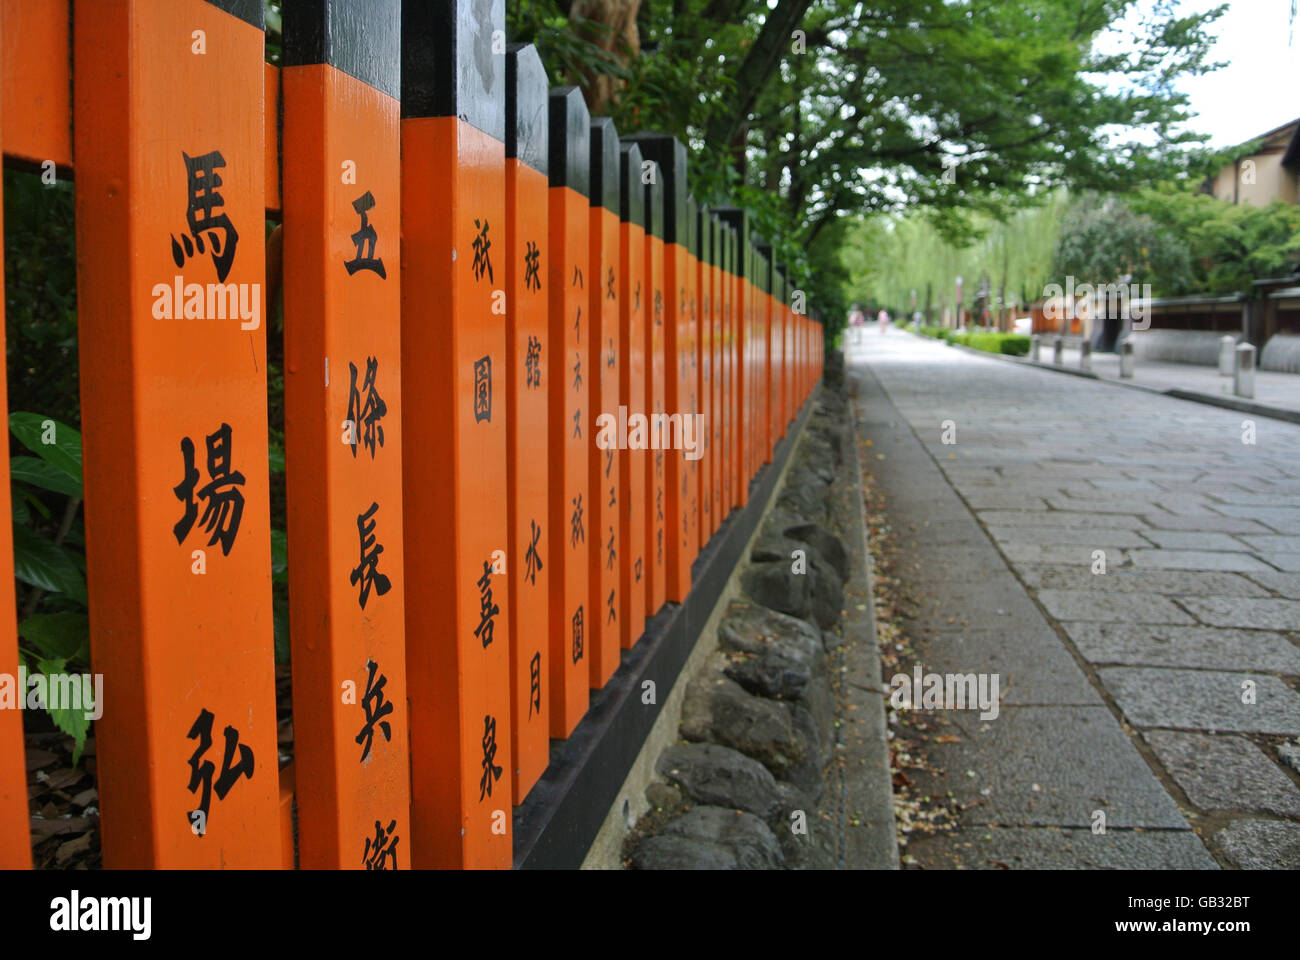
[841,379,901,870]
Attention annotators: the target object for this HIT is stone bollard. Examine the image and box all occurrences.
[1218,335,1235,376]
[1234,342,1256,399]
[1119,337,1135,378]
[1052,336,1064,365]
[1079,339,1092,372]
[1030,334,1041,362]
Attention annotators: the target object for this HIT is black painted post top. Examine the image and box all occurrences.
[206,0,263,29]
[590,118,621,212]
[284,0,398,97]
[548,87,590,198]
[402,0,505,139]
[715,208,749,279]
[618,141,645,228]
[775,263,788,306]
[643,154,665,242]
[721,223,733,279]
[686,197,698,259]
[505,44,548,175]
[622,134,687,246]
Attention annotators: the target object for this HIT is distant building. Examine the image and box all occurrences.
[1202,116,1300,206]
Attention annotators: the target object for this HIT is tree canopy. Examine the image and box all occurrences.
[510,0,1230,328]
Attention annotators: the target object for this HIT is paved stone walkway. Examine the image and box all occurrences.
[850,325,1300,869]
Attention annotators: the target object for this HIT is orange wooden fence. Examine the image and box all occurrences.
[0,0,823,870]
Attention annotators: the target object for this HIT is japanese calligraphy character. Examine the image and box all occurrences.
[472,218,493,283]
[173,423,246,556]
[170,150,238,282]
[524,240,541,292]
[355,659,394,763]
[344,190,387,278]
[524,519,543,586]
[525,336,542,389]
[185,707,254,833]
[479,714,502,800]
[571,606,584,664]
[363,819,399,870]
[474,355,492,423]
[350,502,393,610]
[570,493,585,547]
[347,356,387,459]
[474,560,500,648]
[528,652,541,718]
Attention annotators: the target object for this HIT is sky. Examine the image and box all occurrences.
[1106,0,1300,147]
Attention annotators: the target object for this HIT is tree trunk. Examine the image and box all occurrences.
[569,0,643,116]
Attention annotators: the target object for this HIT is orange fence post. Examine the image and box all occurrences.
[625,135,689,604]
[0,0,72,170]
[772,263,787,443]
[546,87,590,735]
[400,1,511,869]
[718,212,750,508]
[617,141,647,650]
[73,0,278,867]
[720,223,735,515]
[281,0,410,870]
[772,263,786,435]
[588,117,622,688]
[0,16,29,866]
[504,43,551,802]
[684,196,701,566]
[754,239,769,463]
[641,151,667,619]
[695,204,714,544]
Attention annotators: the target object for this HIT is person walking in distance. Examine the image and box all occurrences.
[847,303,865,344]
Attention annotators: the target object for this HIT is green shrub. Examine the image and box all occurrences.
[959,332,1032,356]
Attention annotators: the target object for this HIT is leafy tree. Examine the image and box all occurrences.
[1052,193,1196,297]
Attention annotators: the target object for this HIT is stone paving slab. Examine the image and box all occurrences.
[975,510,1148,528]
[1211,819,1300,869]
[1015,565,1271,597]
[907,826,1218,870]
[1138,513,1275,535]
[900,577,1045,635]
[1001,543,1139,566]
[911,706,1192,829]
[1126,549,1275,573]
[1099,667,1300,734]
[1175,596,1300,631]
[1063,623,1300,673]
[1142,731,1300,817]
[1139,530,1249,551]
[906,629,1102,706]
[1244,572,1300,598]
[1249,553,1300,572]
[989,526,1152,547]
[1035,589,1197,625]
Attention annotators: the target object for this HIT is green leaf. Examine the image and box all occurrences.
[36,656,92,765]
[9,413,82,486]
[12,524,87,605]
[268,442,285,474]
[9,456,81,496]
[12,496,28,525]
[19,613,90,665]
